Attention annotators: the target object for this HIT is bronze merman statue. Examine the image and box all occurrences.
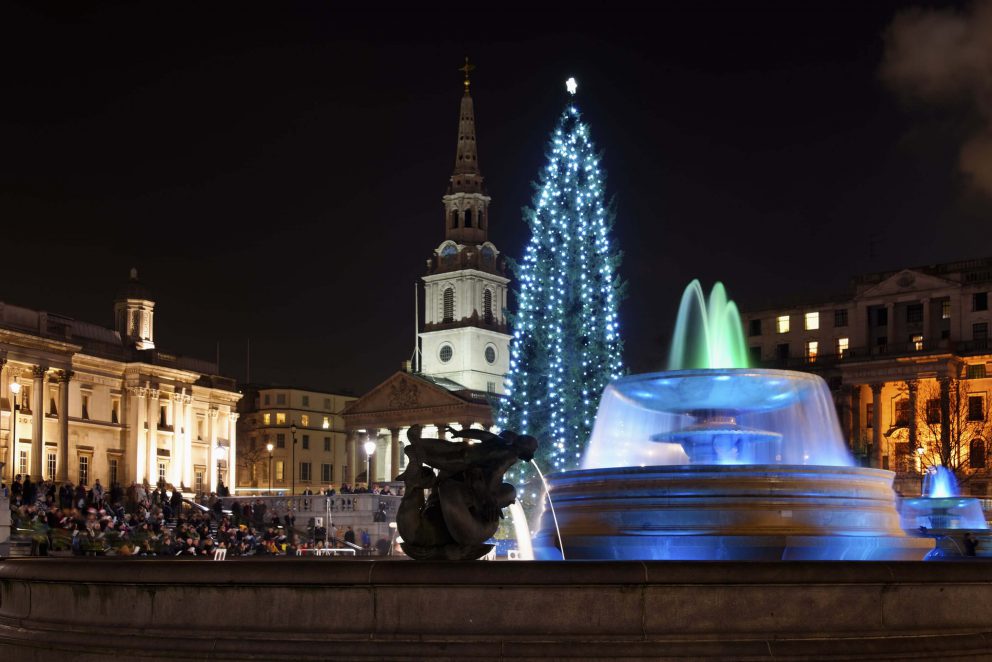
[395,424,538,560]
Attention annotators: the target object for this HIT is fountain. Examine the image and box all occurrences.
[532,280,934,560]
[899,465,989,557]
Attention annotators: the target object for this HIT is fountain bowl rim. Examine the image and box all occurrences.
[548,463,894,482]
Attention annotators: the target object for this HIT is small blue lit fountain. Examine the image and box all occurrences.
[532,280,934,560]
[899,466,988,557]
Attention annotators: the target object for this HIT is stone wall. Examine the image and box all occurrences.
[1,559,991,660]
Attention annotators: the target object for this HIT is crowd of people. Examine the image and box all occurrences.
[2,474,392,558]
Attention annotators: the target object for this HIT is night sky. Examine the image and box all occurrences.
[3,2,991,394]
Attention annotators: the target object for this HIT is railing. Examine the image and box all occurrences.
[218,494,401,521]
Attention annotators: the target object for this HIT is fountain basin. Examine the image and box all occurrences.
[534,464,934,560]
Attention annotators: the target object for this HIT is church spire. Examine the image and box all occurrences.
[443,57,490,243]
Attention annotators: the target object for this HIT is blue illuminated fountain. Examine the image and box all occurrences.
[899,466,988,557]
[532,280,934,560]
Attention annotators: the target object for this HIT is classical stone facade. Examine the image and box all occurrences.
[0,271,240,493]
[236,385,355,494]
[742,257,992,496]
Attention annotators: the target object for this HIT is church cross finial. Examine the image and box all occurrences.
[459,56,475,94]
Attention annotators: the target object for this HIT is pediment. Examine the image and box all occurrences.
[343,371,469,417]
[857,269,958,300]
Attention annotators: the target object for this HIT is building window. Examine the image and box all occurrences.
[109,458,119,486]
[942,300,951,320]
[301,414,310,427]
[483,289,494,324]
[926,398,941,425]
[302,395,310,407]
[79,455,90,486]
[776,315,790,334]
[49,389,57,417]
[465,208,473,228]
[837,337,849,358]
[323,398,331,410]
[275,461,284,481]
[276,393,286,405]
[749,319,762,337]
[443,288,455,323]
[968,395,985,422]
[866,403,874,428]
[195,470,204,493]
[974,292,988,312]
[439,344,453,363]
[971,439,987,469]
[485,345,496,364]
[322,416,330,429]
[46,452,56,481]
[277,433,286,448]
[804,312,819,331]
[263,413,271,425]
[263,394,271,405]
[487,381,496,393]
[19,450,28,476]
[912,334,924,351]
[776,343,789,360]
[158,462,167,484]
[324,437,331,452]
[197,419,204,440]
[111,399,120,424]
[805,340,818,363]
[160,405,168,427]
[450,210,458,229]
[300,462,312,481]
[276,412,286,425]
[81,394,90,420]
[302,434,310,450]
[966,364,987,380]
[749,346,762,364]
[974,323,989,341]
[834,309,848,327]
[895,399,911,427]
[321,463,333,482]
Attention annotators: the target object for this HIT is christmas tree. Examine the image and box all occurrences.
[499,78,624,489]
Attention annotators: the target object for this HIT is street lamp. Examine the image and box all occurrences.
[9,377,20,481]
[290,423,298,496]
[266,442,274,494]
[364,438,377,488]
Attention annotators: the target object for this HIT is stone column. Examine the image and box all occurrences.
[208,408,218,493]
[939,376,952,463]
[390,427,401,482]
[30,366,46,482]
[183,395,193,489]
[57,370,72,483]
[346,431,357,487]
[850,385,861,458]
[228,412,239,492]
[132,387,147,484]
[907,380,919,455]
[870,383,884,469]
[171,392,184,486]
[435,423,448,440]
[147,387,159,486]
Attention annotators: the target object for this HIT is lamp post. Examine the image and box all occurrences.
[364,438,377,488]
[290,423,298,497]
[266,442,274,494]
[9,378,20,481]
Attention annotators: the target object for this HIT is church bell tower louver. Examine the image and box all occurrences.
[419,59,510,394]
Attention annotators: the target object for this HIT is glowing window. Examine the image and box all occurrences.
[322,416,330,429]
[776,315,790,334]
[806,340,818,363]
[275,461,284,481]
[942,300,951,320]
[301,414,310,427]
[805,312,819,331]
[276,412,286,425]
[837,337,849,357]
[912,334,924,351]
[263,413,271,425]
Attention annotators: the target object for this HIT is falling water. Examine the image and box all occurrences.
[508,501,534,560]
[668,279,748,370]
[922,466,959,499]
[531,459,565,560]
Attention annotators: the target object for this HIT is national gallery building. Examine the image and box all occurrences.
[0,270,241,494]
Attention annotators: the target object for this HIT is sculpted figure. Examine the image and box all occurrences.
[395,424,538,560]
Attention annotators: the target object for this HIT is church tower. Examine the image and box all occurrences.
[419,60,510,394]
[114,267,155,350]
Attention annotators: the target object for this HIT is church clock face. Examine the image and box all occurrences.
[439,344,454,363]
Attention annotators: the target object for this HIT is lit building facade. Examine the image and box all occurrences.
[236,386,355,494]
[742,257,992,496]
[0,270,241,493]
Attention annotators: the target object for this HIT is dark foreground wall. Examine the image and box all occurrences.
[1,558,991,660]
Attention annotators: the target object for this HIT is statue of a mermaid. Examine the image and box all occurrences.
[395,424,538,560]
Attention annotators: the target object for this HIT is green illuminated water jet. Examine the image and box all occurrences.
[668,279,748,370]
